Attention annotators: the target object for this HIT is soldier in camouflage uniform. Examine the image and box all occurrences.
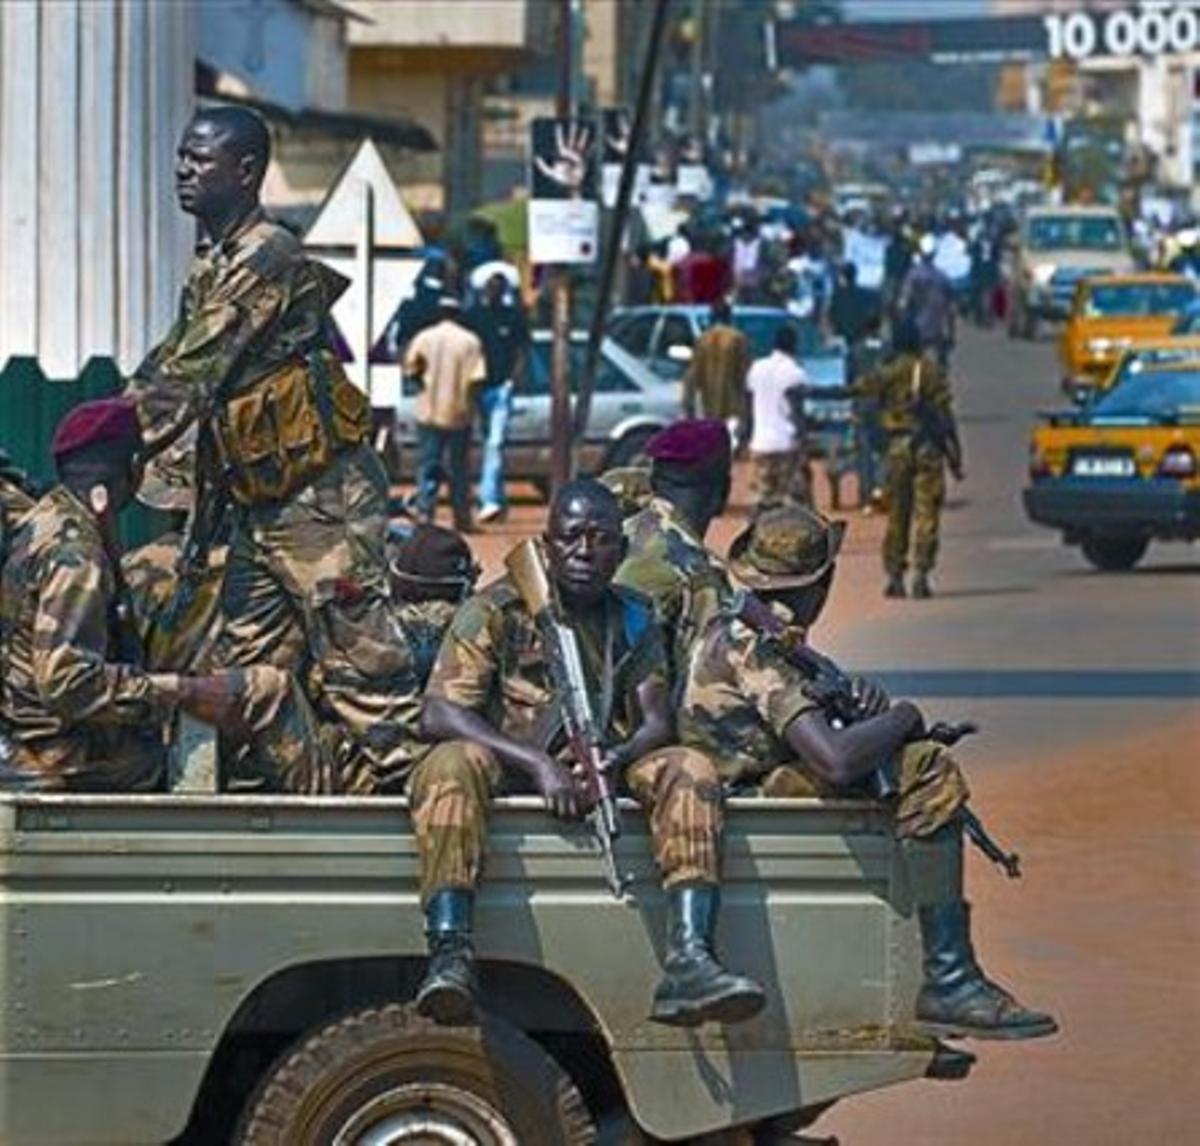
[126,106,424,793]
[413,479,764,1029]
[613,419,736,687]
[0,400,334,794]
[680,505,1056,1041]
[855,318,964,599]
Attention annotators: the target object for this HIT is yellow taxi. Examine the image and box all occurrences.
[1025,359,1200,570]
[1098,335,1200,395]
[1058,273,1197,400]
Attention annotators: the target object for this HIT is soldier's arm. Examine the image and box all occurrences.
[127,263,289,460]
[31,550,181,727]
[420,598,578,815]
[785,703,924,787]
[603,626,673,770]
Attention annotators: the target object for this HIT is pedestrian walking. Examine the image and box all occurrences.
[683,300,751,443]
[405,298,487,532]
[898,235,956,371]
[466,269,529,523]
[745,324,811,510]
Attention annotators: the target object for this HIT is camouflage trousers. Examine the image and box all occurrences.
[883,438,946,576]
[408,740,723,904]
[750,450,811,511]
[758,739,969,839]
[218,444,424,793]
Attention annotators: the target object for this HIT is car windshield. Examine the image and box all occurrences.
[1091,369,1200,418]
[1082,282,1195,318]
[700,312,826,357]
[1112,348,1200,387]
[1172,307,1200,334]
[1026,215,1123,252]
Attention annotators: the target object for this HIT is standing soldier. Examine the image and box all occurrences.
[0,400,333,794]
[414,480,764,1029]
[613,420,736,686]
[858,318,964,599]
[681,505,1057,1041]
[125,106,425,794]
[683,301,751,443]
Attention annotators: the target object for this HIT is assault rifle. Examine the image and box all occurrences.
[732,590,1020,878]
[911,372,964,479]
[506,539,629,899]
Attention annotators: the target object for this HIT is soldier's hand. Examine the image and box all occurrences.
[533,757,581,820]
[850,674,890,718]
[178,673,245,734]
[926,720,978,747]
[893,700,926,741]
[951,463,966,482]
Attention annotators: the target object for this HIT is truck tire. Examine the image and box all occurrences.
[234,1003,595,1146]
[1080,535,1148,572]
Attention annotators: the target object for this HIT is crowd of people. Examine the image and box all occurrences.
[0,107,1059,1046]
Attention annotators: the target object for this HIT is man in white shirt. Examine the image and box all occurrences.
[745,324,811,510]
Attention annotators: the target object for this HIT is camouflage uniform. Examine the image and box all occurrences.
[679,612,969,839]
[614,496,733,687]
[0,488,336,794]
[413,575,722,902]
[127,209,425,791]
[855,352,956,576]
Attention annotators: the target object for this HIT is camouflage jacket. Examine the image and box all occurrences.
[396,597,460,690]
[127,208,347,459]
[0,488,179,780]
[678,611,820,786]
[614,496,733,684]
[854,352,954,437]
[425,574,666,751]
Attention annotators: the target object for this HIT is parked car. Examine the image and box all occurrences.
[605,305,849,424]
[392,333,681,499]
[1006,205,1135,340]
[1058,273,1197,400]
[1024,360,1200,570]
[1096,336,1200,397]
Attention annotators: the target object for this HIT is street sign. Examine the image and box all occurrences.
[528,117,599,265]
[304,139,425,404]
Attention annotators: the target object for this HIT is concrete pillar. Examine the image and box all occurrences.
[0,0,195,377]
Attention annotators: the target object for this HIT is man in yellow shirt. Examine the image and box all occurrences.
[683,301,751,442]
[405,298,488,532]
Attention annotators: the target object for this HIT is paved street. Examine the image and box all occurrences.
[460,322,1199,1145]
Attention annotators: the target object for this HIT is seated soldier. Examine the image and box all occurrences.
[386,522,480,688]
[415,478,764,1028]
[679,504,1057,1041]
[613,419,736,685]
[0,399,333,793]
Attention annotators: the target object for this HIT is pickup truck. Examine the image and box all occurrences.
[0,791,971,1145]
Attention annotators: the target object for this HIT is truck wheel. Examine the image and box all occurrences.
[1080,535,1148,571]
[235,1003,595,1146]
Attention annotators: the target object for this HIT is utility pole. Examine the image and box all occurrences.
[549,0,574,496]
[688,0,705,145]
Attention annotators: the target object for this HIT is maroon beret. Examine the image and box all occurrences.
[644,418,731,468]
[51,398,142,461]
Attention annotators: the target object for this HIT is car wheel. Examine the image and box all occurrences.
[604,426,660,471]
[1080,535,1149,572]
[234,1003,594,1146]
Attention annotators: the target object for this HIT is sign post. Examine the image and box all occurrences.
[304,139,426,406]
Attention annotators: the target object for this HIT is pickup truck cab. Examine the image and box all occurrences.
[0,790,970,1145]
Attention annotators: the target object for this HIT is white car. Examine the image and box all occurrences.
[392,332,682,498]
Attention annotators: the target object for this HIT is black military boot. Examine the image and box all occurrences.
[911,571,933,599]
[884,572,907,598]
[916,900,1057,1040]
[415,889,478,1026]
[905,824,1057,1041]
[650,885,766,1027]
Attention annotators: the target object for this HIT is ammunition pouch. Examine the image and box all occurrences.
[214,351,370,506]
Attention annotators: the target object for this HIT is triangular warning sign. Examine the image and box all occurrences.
[306,139,422,249]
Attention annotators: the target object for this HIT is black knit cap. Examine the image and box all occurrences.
[388,523,480,597]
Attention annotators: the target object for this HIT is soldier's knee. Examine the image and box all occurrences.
[414,740,498,793]
[654,747,723,807]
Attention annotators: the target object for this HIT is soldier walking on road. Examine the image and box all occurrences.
[858,318,964,599]
[681,505,1058,1041]
[412,480,764,1029]
[125,106,426,794]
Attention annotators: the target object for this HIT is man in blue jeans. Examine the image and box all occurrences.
[466,271,529,523]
